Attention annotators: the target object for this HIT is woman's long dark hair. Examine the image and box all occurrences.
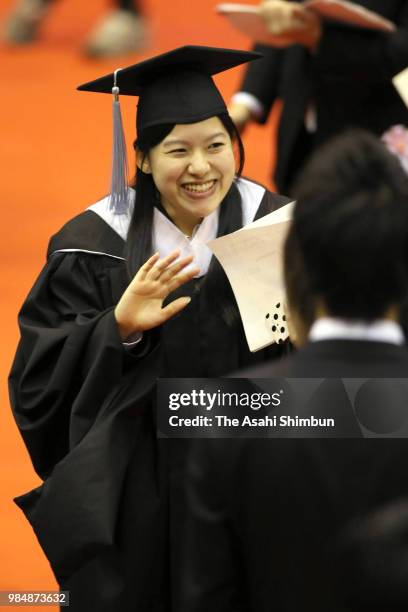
[126,112,246,326]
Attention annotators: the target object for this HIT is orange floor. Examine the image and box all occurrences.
[0,0,278,605]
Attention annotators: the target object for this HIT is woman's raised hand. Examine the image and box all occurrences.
[114,251,200,340]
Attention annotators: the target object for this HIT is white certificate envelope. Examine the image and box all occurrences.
[217,1,395,46]
[208,201,294,352]
[393,67,408,109]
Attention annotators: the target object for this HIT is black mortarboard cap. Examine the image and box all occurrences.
[77,45,262,214]
[78,45,261,130]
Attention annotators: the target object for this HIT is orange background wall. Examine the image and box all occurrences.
[0,0,278,606]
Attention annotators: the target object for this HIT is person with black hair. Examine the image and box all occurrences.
[8,46,289,611]
[181,130,408,612]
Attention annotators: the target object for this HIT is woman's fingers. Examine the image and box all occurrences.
[159,296,192,323]
[132,251,198,298]
[167,266,200,293]
[146,250,182,281]
[159,255,195,283]
[138,252,160,281]
[138,250,180,281]
[144,252,196,283]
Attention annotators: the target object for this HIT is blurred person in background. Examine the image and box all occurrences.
[228,0,408,193]
[2,0,147,57]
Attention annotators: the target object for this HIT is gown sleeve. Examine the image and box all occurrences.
[8,249,161,581]
[9,250,140,479]
[238,43,285,123]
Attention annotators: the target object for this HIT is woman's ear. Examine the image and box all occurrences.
[136,150,152,174]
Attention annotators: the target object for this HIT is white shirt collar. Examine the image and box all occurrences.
[308,317,405,346]
[152,206,218,278]
[87,179,265,276]
[87,188,218,277]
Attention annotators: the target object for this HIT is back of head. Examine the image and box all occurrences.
[289,129,408,321]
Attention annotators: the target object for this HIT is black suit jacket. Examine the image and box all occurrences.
[180,340,408,612]
[240,0,408,191]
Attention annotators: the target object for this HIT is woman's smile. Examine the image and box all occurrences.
[181,179,218,198]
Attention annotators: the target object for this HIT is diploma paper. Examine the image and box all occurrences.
[208,202,294,352]
[305,0,395,31]
[393,67,408,109]
[217,1,395,46]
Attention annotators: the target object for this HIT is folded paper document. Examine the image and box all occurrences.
[217,1,395,46]
[208,201,294,352]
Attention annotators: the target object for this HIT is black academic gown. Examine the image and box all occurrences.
[9,181,289,611]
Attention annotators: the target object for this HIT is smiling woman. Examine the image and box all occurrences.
[9,45,290,611]
[143,117,236,236]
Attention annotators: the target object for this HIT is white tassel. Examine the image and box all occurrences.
[109,70,129,215]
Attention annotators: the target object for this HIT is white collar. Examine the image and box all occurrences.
[87,178,265,276]
[308,317,405,346]
[87,189,136,241]
[152,207,218,278]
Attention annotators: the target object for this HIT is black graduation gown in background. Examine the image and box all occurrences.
[239,0,408,191]
[9,182,289,611]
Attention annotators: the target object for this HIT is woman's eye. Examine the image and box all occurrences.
[168,148,187,155]
[208,142,225,150]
